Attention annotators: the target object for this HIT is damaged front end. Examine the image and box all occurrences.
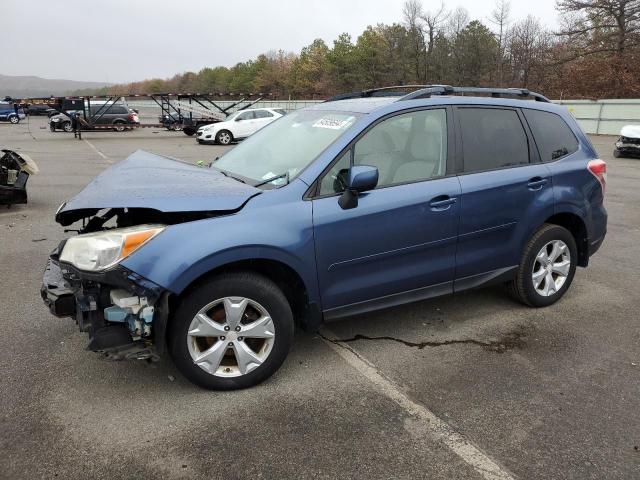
[40,149,262,362]
[1,149,39,206]
[41,246,169,361]
[615,125,640,157]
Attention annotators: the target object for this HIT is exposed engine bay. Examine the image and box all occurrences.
[42,205,242,361]
[41,250,169,361]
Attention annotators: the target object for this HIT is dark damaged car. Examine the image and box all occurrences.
[41,87,607,390]
[1,149,39,205]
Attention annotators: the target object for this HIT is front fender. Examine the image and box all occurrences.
[120,189,319,304]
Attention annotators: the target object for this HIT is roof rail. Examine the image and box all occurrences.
[325,85,550,103]
[325,85,431,102]
[398,86,550,102]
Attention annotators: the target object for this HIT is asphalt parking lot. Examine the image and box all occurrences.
[1,117,638,479]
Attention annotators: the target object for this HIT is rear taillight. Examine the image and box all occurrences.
[588,159,607,195]
[128,112,135,120]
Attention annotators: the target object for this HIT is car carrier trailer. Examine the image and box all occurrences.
[19,93,267,139]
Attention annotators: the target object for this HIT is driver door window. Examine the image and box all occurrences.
[318,109,447,195]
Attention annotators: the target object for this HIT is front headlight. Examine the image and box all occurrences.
[60,224,165,272]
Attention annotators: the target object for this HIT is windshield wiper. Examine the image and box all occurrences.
[213,167,247,184]
[254,172,290,188]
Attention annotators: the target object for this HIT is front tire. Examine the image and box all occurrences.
[216,130,233,145]
[9,115,19,124]
[62,121,73,133]
[507,224,577,307]
[169,271,294,390]
[613,149,623,158]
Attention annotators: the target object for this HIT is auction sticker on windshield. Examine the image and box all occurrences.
[312,116,356,130]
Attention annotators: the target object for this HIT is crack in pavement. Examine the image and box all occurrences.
[319,329,518,480]
[321,330,527,353]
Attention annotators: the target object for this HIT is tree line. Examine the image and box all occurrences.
[93,0,640,99]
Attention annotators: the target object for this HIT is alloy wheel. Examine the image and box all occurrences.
[187,296,276,377]
[218,132,231,144]
[532,240,571,297]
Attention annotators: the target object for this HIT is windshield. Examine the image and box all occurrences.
[213,109,360,187]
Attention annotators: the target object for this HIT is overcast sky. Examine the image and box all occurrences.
[4,0,559,84]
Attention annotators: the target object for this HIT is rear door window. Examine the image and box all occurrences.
[254,110,274,119]
[458,108,529,173]
[523,109,579,161]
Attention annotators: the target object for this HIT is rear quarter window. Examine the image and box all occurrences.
[523,109,578,161]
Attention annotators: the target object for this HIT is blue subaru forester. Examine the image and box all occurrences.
[42,86,607,389]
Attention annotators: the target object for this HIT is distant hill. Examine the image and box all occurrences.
[0,74,112,98]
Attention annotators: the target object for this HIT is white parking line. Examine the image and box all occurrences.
[321,331,516,480]
[83,139,112,163]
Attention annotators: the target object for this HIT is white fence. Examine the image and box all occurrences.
[553,99,640,135]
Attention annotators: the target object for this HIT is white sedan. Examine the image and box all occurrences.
[196,108,287,145]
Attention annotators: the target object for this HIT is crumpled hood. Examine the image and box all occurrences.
[620,124,640,139]
[56,150,261,225]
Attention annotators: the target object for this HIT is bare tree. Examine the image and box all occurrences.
[421,1,449,55]
[446,7,470,39]
[420,1,449,81]
[489,0,511,84]
[557,0,640,57]
[556,0,640,95]
[403,0,426,82]
[508,16,550,87]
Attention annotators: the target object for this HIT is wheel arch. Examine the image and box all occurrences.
[169,256,321,332]
[543,211,589,267]
[216,129,234,141]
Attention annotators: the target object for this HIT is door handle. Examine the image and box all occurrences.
[527,177,548,191]
[429,195,457,211]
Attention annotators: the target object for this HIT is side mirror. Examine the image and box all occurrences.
[339,165,378,210]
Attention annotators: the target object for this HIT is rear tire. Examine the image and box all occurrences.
[507,224,577,307]
[183,126,196,136]
[113,122,126,132]
[169,271,294,390]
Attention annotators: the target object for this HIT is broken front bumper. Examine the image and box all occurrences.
[615,137,640,154]
[41,256,169,360]
[41,259,76,317]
